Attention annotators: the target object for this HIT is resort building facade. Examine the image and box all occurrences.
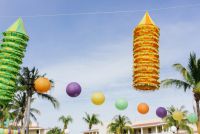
[82,118,198,134]
[28,122,49,134]
[83,129,100,134]
[132,119,166,134]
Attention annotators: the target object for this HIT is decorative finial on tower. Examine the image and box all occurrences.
[138,11,156,26]
[6,17,28,35]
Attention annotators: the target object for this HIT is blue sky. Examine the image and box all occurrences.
[1,0,200,133]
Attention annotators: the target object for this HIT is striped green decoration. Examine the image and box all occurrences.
[0,129,22,134]
[0,128,3,133]
[0,18,29,106]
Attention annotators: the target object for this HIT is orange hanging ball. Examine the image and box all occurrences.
[137,103,149,114]
[34,77,51,93]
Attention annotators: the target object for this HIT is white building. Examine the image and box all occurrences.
[82,118,198,134]
[8,122,49,134]
[28,122,49,134]
[132,118,166,134]
[83,129,100,134]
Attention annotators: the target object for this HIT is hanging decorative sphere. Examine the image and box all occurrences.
[115,98,128,110]
[91,92,105,105]
[172,111,183,121]
[156,107,167,118]
[66,82,82,97]
[187,113,198,123]
[170,126,177,133]
[34,77,51,93]
[137,103,149,114]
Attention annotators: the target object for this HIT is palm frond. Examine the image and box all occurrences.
[161,79,191,91]
[58,115,65,122]
[123,126,134,134]
[83,113,102,130]
[37,93,59,108]
[83,113,90,123]
[194,82,200,93]
[30,112,37,122]
[164,105,193,134]
[188,53,199,84]
[30,108,41,115]
[180,123,194,134]
[107,115,132,134]
[173,64,194,85]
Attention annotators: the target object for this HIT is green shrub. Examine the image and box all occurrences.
[47,127,62,134]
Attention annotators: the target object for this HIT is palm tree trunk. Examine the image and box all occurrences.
[89,124,92,130]
[21,120,23,128]
[194,93,200,134]
[62,126,67,134]
[25,94,31,134]
[22,90,32,134]
[195,100,200,134]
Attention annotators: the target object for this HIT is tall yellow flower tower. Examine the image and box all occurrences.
[133,11,160,90]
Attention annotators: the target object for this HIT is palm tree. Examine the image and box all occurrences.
[47,127,62,134]
[0,105,14,127]
[161,53,200,133]
[83,113,103,130]
[11,91,40,127]
[17,67,59,134]
[107,115,134,134]
[164,105,193,134]
[58,115,73,134]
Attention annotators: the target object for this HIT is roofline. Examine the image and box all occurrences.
[29,128,47,130]
[82,129,99,132]
[132,122,166,128]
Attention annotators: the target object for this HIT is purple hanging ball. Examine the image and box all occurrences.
[156,107,167,118]
[66,82,82,97]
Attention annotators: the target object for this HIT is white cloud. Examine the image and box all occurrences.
[40,40,132,97]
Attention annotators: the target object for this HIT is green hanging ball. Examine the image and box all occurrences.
[115,98,128,110]
[187,113,198,123]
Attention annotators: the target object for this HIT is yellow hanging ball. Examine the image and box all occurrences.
[34,77,51,93]
[91,92,105,105]
[172,111,183,121]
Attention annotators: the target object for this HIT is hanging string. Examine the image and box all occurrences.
[0,3,200,18]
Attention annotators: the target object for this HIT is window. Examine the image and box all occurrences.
[148,128,152,133]
[158,126,162,132]
[134,130,137,134]
[138,129,141,134]
[134,129,141,134]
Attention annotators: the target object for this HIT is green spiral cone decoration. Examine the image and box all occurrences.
[0,18,29,106]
